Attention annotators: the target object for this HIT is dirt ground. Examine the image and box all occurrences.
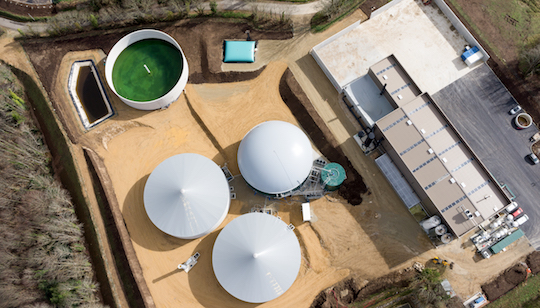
[1,7,536,308]
[482,263,528,301]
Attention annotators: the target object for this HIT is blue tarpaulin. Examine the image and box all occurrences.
[223,41,256,63]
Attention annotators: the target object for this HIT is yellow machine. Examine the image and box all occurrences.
[432,257,449,266]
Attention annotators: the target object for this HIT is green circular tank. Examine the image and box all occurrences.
[320,163,346,191]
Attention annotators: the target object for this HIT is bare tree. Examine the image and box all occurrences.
[521,44,540,77]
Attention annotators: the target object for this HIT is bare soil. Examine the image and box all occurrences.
[527,251,540,274]
[21,20,292,144]
[314,249,540,307]
[280,68,367,204]
[3,6,537,308]
[21,20,292,94]
[481,263,528,301]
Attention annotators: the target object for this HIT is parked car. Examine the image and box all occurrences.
[513,214,529,227]
[511,207,524,218]
[506,202,518,213]
[529,153,540,165]
[480,249,492,259]
[509,105,522,115]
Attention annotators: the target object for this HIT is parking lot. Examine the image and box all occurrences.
[433,63,540,249]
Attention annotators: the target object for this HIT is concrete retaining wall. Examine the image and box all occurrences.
[370,0,407,18]
[105,29,189,111]
[433,0,490,61]
[84,147,156,308]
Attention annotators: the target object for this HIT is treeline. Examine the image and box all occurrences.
[520,43,540,77]
[34,0,292,36]
[0,62,104,307]
[311,0,366,32]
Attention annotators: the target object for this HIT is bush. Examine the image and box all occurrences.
[47,10,92,35]
[519,43,540,77]
[89,14,99,28]
[210,0,217,15]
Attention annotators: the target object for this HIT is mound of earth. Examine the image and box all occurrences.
[279,68,368,205]
[527,251,540,274]
[482,263,528,301]
[310,268,416,308]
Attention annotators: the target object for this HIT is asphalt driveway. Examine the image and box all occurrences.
[433,63,540,249]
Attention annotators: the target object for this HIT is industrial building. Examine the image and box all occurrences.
[309,0,513,237]
[318,54,511,237]
[372,57,510,236]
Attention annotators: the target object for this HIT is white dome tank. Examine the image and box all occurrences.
[237,121,313,195]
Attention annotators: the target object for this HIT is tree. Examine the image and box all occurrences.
[412,268,450,308]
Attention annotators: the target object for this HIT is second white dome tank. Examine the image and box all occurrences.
[237,121,313,195]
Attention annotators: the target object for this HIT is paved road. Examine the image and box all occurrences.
[0,0,327,33]
[433,63,540,249]
[0,17,47,32]
[218,0,328,15]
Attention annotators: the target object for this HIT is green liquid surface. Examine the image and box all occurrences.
[112,39,183,102]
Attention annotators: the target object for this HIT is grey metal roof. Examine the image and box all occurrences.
[375,153,421,208]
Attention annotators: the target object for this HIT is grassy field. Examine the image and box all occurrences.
[487,274,540,308]
[485,0,540,47]
[447,0,540,62]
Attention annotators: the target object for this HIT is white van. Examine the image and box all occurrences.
[513,214,529,227]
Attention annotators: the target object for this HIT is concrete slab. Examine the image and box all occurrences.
[311,0,474,94]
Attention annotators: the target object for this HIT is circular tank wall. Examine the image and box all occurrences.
[320,162,346,191]
[237,121,313,195]
[515,113,533,129]
[105,29,189,110]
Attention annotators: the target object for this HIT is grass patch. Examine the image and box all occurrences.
[274,0,313,3]
[487,274,540,308]
[485,0,540,47]
[446,0,540,63]
[0,10,48,22]
[215,11,251,19]
[446,0,504,61]
[311,0,365,33]
[409,204,428,222]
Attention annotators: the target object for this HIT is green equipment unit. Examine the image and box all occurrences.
[489,229,524,254]
[320,163,346,191]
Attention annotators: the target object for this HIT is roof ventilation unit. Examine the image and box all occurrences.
[449,178,456,184]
